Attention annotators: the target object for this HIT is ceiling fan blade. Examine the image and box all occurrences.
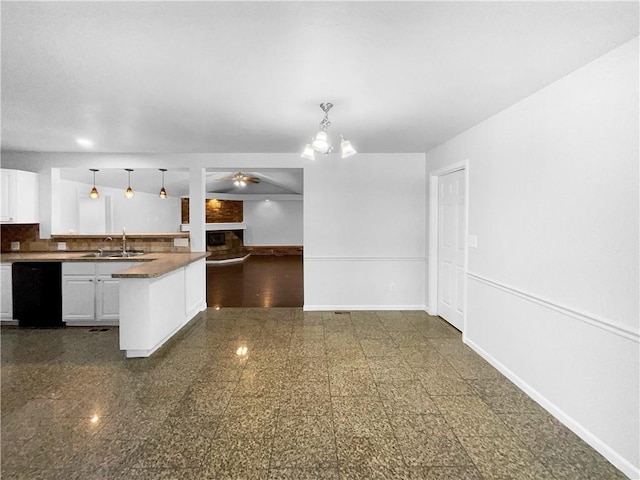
[246,178,260,183]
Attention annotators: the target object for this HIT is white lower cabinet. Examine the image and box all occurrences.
[97,276,121,322]
[62,262,136,326]
[62,274,96,322]
[1,263,13,321]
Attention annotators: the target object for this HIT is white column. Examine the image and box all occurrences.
[189,167,206,252]
[38,168,61,238]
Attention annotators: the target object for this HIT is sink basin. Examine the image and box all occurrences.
[81,251,146,259]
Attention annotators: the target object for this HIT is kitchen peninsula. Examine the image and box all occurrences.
[0,250,209,358]
[113,252,208,358]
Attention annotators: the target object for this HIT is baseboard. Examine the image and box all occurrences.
[303,304,426,312]
[125,308,200,359]
[246,245,303,256]
[206,254,250,265]
[65,320,119,327]
[465,337,640,480]
[186,301,207,320]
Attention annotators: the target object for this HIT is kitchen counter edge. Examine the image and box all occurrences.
[0,252,210,279]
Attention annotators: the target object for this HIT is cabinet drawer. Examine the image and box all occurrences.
[96,262,138,276]
[63,262,95,275]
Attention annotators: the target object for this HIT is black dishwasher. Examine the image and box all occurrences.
[12,262,63,328]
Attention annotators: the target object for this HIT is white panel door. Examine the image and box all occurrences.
[0,264,13,319]
[437,169,465,330]
[97,277,120,322]
[62,276,96,321]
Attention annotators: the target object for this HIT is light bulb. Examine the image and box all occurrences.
[301,144,315,160]
[312,131,329,151]
[340,138,357,158]
[124,169,134,198]
[89,169,100,199]
[158,169,168,198]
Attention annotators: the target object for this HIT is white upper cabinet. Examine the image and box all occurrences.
[0,169,39,223]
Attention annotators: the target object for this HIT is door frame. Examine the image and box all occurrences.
[427,159,469,334]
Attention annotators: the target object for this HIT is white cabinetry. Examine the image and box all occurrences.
[97,272,121,322]
[62,262,96,322]
[0,169,39,223]
[0,263,13,321]
[119,257,207,358]
[62,262,136,326]
[185,258,205,319]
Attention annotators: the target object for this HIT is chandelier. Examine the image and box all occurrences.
[301,103,356,160]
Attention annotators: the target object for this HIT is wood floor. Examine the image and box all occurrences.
[206,255,303,308]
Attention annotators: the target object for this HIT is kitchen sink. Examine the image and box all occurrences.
[81,251,146,259]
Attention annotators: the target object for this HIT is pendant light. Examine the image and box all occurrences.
[301,102,357,160]
[89,169,99,199]
[124,169,134,199]
[158,169,168,198]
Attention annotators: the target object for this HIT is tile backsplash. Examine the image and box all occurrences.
[1,224,189,253]
[1,224,40,252]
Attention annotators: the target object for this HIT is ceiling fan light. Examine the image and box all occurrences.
[312,131,329,151]
[341,138,357,158]
[301,144,315,160]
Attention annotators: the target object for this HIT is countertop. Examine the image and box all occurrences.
[0,252,209,278]
[50,232,190,239]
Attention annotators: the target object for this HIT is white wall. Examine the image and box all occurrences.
[243,199,303,246]
[304,153,426,310]
[58,179,182,234]
[6,150,427,310]
[426,38,639,478]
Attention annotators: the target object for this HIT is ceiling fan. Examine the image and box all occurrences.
[216,172,260,187]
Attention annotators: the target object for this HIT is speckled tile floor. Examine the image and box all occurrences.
[1,309,627,479]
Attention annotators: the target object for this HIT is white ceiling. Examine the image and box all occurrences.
[2,1,638,156]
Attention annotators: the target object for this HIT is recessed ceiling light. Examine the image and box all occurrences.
[76,137,94,148]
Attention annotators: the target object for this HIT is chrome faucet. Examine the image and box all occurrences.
[122,228,127,254]
[99,236,113,255]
